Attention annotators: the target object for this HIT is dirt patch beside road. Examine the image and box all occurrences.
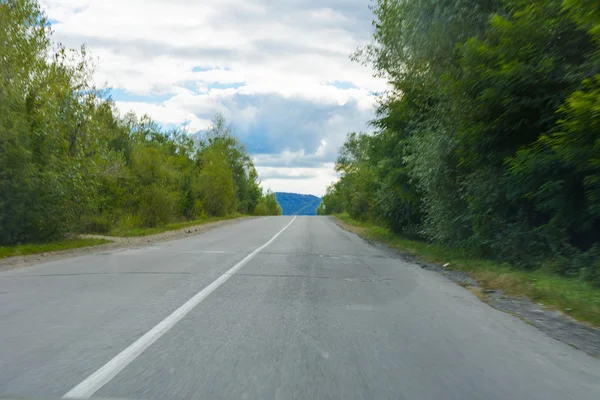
[0,216,253,272]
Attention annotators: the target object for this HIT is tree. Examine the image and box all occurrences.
[198,113,262,214]
[254,190,282,216]
[198,148,236,217]
[0,0,98,243]
[0,0,271,243]
[324,0,600,284]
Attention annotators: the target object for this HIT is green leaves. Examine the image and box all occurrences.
[324,0,600,284]
[564,0,600,42]
[0,1,269,244]
[254,190,282,216]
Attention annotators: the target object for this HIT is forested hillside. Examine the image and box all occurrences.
[0,0,280,246]
[319,0,600,285]
[275,193,321,216]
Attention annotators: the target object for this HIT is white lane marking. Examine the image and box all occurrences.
[63,216,296,399]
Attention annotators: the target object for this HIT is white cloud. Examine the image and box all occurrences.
[258,165,339,197]
[113,101,212,133]
[41,0,388,195]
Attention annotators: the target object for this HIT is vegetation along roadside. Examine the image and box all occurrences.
[0,238,111,259]
[318,0,600,334]
[0,215,253,260]
[1,0,282,255]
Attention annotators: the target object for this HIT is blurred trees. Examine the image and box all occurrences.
[253,190,283,216]
[320,0,600,285]
[0,0,280,245]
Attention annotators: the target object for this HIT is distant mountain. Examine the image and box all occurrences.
[275,193,321,216]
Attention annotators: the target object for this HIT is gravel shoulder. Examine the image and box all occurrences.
[0,216,254,272]
[330,216,600,358]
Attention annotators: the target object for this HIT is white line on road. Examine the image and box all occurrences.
[63,216,297,399]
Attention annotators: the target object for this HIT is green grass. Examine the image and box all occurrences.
[0,238,111,259]
[109,214,246,237]
[334,213,600,327]
[0,215,247,259]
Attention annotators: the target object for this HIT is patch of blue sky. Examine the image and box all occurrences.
[191,65,232,72]
[181,80,245,93]
[192,66,213,72]
[327,81,358,90]
[160,122,180,131]
[155,121,198,134]
[207,82,245,90]
[179,81,197,94]
[108,88,172,103]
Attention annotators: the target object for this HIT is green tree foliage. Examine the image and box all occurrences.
[322,0,600,284]
[0,0,276,244]
[197,147,236,217]
[254,190,283,216]
[198,113,262,215]
[1,0,99,243]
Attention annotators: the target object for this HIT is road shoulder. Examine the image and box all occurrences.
[329,215,600,358]
[0,216,254,272]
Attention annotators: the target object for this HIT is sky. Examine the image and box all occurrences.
[40,0,387,197]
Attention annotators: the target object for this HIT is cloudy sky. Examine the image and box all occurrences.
[40,0,386,196]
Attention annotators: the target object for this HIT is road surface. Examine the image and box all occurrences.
[0,216,599,400]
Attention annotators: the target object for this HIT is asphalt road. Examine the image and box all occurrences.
[1,216,599,400]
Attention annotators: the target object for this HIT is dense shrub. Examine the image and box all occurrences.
[0,0,279,244]
[321,0,600,284]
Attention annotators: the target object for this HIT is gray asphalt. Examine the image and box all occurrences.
[1,216,599,400]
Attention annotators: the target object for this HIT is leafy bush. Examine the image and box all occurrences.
[253,203,270,216]
[139,185,176,227]
[253,190,282,216]
[83,215,114,234]
[321,0,600,284]
[0,0,267,244]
